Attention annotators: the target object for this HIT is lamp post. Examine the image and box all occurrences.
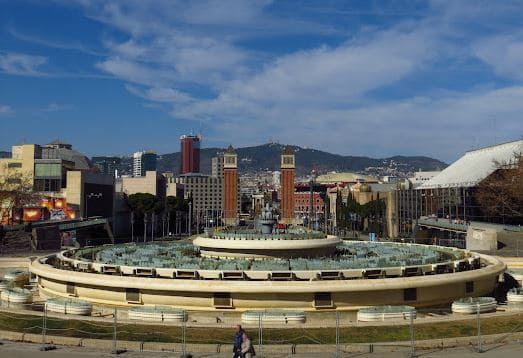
[167,211,170,237]
[143,213,148,243]
[196,208,199,234]
[188,202,192,236]
[85,192,102,219]
[162,212,166,238]
[151,212,155,241]
[131,212,135,242]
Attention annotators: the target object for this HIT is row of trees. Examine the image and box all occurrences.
[126,193,190,238]
[335,192,386,236]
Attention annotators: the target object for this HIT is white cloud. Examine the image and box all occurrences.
[101,34,248,85]
[170,86,523,161]
[473,32,523,80]
[182,0,272,26]
[8,26,106,57]
[84,0,333,90]
[219,27,437,105]
[60,0,523,160]
[95,58,173,86]
[0,52,47,76]
[125,84,193,104]
[0,105,14,116]
[43,102,74,112]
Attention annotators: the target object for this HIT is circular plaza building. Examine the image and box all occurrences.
[30,207,505,311]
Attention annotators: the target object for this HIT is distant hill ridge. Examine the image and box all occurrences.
[156,143,447,176]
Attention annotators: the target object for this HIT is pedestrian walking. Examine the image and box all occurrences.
[240,332,256,358]
[233,324,244,358]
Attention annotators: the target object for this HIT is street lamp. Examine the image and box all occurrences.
[151,212,155,241]
[188,202,192,236]
[131,212,135,242]
[85,192,102,219]
[143,213,148,243]
[162,212,166,238]
[167,211,171,237]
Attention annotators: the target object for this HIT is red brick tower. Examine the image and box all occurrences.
[280,146,295,223]
[180,135,200,174]
[223,145,238,226]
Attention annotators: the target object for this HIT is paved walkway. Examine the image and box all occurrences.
[0,340,523,358]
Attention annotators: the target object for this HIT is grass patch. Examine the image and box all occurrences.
[0,311,521,345]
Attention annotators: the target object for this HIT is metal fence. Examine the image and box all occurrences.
[0,301,522,357]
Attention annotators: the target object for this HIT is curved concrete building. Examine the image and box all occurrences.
[30,244,504,311]
[30,206,505,311]
[193,231,341,259]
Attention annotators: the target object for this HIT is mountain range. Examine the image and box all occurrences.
[155,143,447,176]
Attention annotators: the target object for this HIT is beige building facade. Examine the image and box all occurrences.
[173,174,223,215]
[118,171,166,199]
[0,142,114,222]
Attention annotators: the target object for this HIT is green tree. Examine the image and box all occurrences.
[240,193,251,214]
[166,195,188,213]
[127,193,163,215]
[126,193,164,238]
[164,195,190,235]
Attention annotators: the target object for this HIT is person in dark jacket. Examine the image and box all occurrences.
[233,324,244,358]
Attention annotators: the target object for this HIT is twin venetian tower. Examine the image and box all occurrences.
[280,146,295,223]
[222,145,296,225]
[223,145,238,226]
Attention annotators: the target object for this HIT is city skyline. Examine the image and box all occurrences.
[1,1,523,162]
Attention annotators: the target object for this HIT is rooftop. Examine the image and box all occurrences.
[316,172,378,184]
[418,139,522,189]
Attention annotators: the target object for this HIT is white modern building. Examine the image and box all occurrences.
[132,151,157,177]
[409,171,442,188]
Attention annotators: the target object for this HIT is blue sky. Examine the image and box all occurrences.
[0,0,522,162]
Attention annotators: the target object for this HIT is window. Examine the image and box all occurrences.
[314,292,333,308]
[213,292,232,307]
[466,281,474,293]
[126,288,140,303]
[34,178,60,192]
[66,282,76,296]
[404,288,417,301]
[7,178,21,184]
[7,162,22,168]
[35,163,62,177]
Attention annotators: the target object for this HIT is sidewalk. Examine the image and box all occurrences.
[0,340,522,357]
